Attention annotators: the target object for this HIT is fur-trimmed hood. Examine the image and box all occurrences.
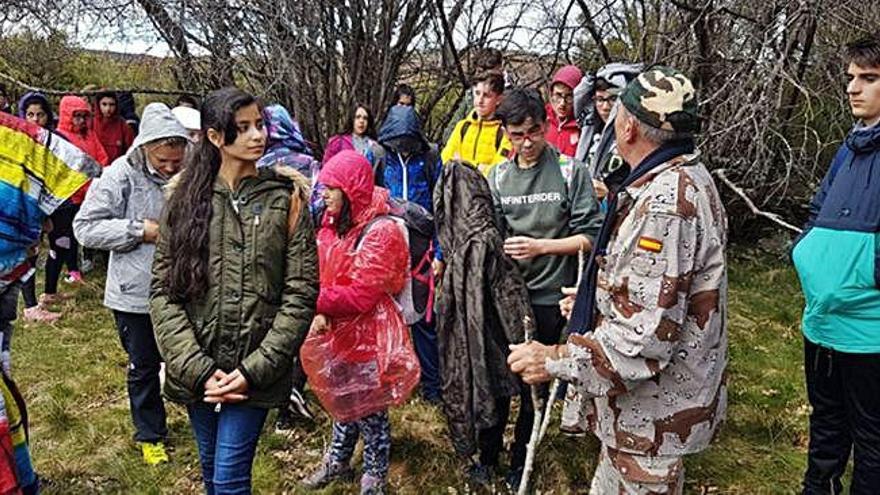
[163,163,312,202]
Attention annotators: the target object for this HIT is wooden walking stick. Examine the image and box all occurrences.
[518,315,543,495]
[537,245,585,444]
[537,380,559,444]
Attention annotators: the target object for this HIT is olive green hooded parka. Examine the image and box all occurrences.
[150,168,318,408]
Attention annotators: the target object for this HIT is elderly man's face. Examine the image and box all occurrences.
[613,105,640,164]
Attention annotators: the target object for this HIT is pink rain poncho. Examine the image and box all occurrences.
[300,150,419,422]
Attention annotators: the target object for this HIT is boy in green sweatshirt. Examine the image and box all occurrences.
[487,88,602,487]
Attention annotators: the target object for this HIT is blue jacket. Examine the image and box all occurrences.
[378,105,443,259]
[377,106,441,213]
[792,123,880,352]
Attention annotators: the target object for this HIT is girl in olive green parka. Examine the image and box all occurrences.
[150,87,317,494]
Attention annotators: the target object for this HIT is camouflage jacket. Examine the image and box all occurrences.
[546,151,728,456]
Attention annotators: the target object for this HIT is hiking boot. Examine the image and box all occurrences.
[301,457,354,489]
[465,463,495,488]
[288,388,315,421]
[64,271,84,284]
[360,474,386,495]
[140,442,169,466]
[23,305,61,323]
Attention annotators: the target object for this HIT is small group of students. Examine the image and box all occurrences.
[136,61,631,494]
[7,90,202,325]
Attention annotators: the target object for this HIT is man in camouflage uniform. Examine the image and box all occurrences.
[508,66,728,494]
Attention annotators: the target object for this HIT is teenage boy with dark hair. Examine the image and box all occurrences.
[545,65,583,157]
[441,71,512,176]
[792,34,880,494]
[442,47,513,142]
[487,87,602,488]
[391,84,416,107]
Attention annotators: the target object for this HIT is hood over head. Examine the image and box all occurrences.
[263,104,312,155]
[171,106,201,132]
[57,95,92,135]
[17,92,55,126]
[318,149,376,221]
[596,62,644,94]
[130,102,190,153]
[378,105,428,154]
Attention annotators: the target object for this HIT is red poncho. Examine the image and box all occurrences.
[56,96,110,204]
[301,150,419,422]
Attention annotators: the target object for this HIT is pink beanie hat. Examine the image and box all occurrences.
[551,65,584,90]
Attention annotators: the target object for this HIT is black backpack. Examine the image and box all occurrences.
[356,197,435,324]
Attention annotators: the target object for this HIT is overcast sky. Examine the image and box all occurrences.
[71,0,577,58]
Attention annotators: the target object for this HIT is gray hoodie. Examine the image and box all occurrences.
[74,103,189,314]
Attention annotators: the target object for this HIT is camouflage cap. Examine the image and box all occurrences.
[620,66,700,133]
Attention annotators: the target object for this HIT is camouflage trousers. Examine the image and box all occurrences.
[560,381,593,435]
[590,444,684,495]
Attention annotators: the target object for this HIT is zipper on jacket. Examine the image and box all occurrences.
[473,120,484,161]
[250,202,262,273]
[399,152,410,201]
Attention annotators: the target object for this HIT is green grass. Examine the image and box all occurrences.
[13,254,813,493]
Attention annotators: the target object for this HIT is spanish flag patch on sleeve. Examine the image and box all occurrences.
[637,237,663,253]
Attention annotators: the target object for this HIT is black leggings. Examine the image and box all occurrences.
[45,204,80,295]
[19,256,38,308]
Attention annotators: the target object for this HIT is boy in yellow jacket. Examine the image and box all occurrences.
[442,71,512,176]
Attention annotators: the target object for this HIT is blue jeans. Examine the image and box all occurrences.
[187,403,268,495]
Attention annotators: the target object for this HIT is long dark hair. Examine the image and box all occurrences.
[163,87,258,302]
[342,103,376,139]
[336,195,354,237]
